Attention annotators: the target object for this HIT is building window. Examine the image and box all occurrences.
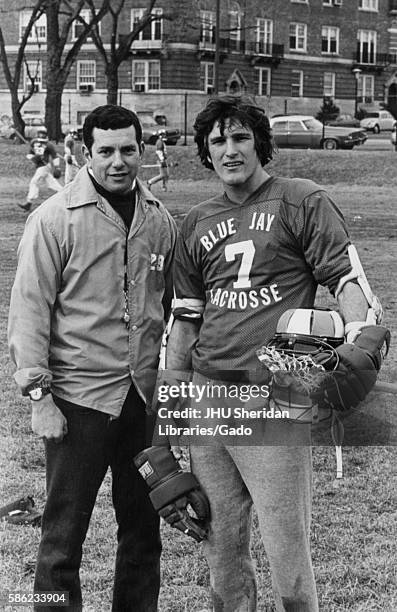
[24,60,42,92]
[359,0,378,11]
[291,70,303,96]
[19,11,47,42]
[132,60,160,91]
[254,67,271,96]
[357,30,377,64]
[255,18,273,54]
[72,9,101,41]
[323,72,335,97]
[200,62,215,94]
[357,74,374,103]
[131,8,163,41]
[229,2,242,51]
[77,60,96,90]
[323,0,333,5]
[200,10,216,44]
[321,26,339,54]
[291,0,308,3]
[289,23,307,52]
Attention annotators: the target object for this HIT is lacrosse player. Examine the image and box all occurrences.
[19,134,62,211]
[147,134,169,191]
[63,127,80,184]
[8,105,177,611]
[159,95,389,612]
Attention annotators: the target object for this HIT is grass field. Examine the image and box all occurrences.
[0,140,396,611]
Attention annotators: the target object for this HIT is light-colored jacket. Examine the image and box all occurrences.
[8,167,177,416]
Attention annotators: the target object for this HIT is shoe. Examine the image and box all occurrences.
[18,202,32,211]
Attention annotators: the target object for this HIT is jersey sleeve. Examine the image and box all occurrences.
[291,190,352,295]
[173,217,205,321]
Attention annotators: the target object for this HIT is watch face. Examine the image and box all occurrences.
[29,388,44,400]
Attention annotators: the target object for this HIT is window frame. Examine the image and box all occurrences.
[229,3,242,51]
[323,71,335,97]
[289,23,307,52]
[321,26,339,54]
[254,67,271,96]
[72,9,102,42]
[200,61,215,94]
[358,0,378,12]
[132,59,161,91]
[131,8,163,41]
[77,60,96,90]
[24,59,43,92]
[357,74,375,103]
[357,29,377,64]
[291,69,304,96]
[256,18,273,54]
[19,11,47,43]
[200,10,216,44]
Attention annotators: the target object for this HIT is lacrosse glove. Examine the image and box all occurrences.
[134,446,210,542]
[313,325,390,411]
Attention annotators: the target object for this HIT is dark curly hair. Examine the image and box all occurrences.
[193,95,273,170]
[82,105,143,154]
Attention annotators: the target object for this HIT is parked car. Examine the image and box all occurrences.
[359,110,395,133]
[392,121,397,150]
[20,114,47,139]
[269,115,367,150]
[137,113,181,145]
[325,114,361,128]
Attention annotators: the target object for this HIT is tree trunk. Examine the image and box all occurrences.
[10,91,25,139]
[106,63,119,105]
[45,80,64,142]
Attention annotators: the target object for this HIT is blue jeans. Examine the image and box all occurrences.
[33,385,161,611]
[188,371,318,612]
[190,444,318,612]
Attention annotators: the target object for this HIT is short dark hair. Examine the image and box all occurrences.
[82,105,143,153]
[193,95,273,170]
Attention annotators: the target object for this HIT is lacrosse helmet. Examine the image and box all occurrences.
[270,308,344,369]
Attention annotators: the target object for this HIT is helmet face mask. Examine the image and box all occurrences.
[268,308,345,371]
[270,332,339,370]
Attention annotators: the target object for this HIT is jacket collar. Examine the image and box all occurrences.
[66,166,162,209]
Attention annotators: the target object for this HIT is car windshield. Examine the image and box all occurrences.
[139,116,157,126]
[364,113,380,118]
[302,118,323,130]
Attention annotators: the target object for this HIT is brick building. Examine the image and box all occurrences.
[1,0,397,130]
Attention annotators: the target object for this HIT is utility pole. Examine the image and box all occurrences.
[214,0,220,95]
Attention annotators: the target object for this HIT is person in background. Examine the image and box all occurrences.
[19,132,62,211]
[63,128,80,184]
[8,104,177,611]
[147,133,169,192]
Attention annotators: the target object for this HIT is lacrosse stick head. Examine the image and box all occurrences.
[257,309,345,423]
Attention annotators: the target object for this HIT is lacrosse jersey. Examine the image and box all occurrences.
[173,176,353,376]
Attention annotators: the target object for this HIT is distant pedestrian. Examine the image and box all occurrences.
[64,128,80,184]
[147,134,169,191]
[19,136,62,212]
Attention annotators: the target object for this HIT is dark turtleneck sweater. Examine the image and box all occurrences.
[89,173,136,230]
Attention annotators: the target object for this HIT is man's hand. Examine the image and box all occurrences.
[31,395,68,442]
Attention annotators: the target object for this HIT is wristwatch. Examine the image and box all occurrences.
[27,383,51,401]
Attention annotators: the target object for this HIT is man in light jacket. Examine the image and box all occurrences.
[8,105,177,612]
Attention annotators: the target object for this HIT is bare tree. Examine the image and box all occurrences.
[0,1,111,141]
[0,1,47,139]
[44,0,110,140]
[85,0,169,105]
